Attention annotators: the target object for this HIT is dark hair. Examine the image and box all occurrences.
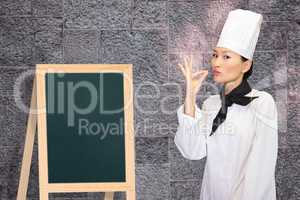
[241,56,253,80]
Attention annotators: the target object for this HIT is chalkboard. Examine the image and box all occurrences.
[35,64,135,198]
[45,73,125,183]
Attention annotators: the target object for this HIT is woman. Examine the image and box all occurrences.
[174,9,278,200]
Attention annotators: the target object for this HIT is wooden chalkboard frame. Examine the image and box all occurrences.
[35,64,135,199]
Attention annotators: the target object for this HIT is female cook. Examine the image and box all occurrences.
[174,9,278,200]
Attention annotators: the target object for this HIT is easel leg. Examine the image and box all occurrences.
[39,189,48,200]
[126,190,135,200]
[17,79,37,200]
[104,192,114,200]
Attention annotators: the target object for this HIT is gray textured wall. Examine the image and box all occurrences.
[0,0,299,199]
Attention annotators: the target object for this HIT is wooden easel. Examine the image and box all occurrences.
[17,64,136,199]
[16,79,116,200]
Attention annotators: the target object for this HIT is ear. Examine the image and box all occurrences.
[242,59,252,73]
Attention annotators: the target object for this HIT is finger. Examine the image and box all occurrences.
[179,52,183,59]
[195,71,208,91]
[200,70,209,79]
[183,55,188,70]
[177,63,186,76]
[198,70,209,82]
[192,70,208,79]
[190,54,193,69]
[184,55,192,73]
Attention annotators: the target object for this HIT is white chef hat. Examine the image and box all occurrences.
[216,9,263,60]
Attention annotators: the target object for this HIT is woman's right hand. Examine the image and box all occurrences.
[178,54,208,117]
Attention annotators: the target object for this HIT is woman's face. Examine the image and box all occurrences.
[210,47,251,84]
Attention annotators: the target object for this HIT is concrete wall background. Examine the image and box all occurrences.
[0,0,299,199]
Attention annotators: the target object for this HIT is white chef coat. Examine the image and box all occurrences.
[174,88,278,200]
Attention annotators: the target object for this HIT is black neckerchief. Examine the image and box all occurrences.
[209,79,259,136]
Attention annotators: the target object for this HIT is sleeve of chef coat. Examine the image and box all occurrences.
[174,98,209,160]
[240,92,278,200]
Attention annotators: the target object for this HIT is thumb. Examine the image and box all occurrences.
[194,70,208,91]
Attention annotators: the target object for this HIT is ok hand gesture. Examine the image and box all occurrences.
[178,54,208,117]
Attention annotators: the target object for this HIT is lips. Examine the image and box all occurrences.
[213,70,221,75]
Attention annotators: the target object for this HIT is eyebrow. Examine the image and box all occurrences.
[213,49,231,53]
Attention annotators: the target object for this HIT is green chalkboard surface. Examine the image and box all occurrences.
[45,73,126,183]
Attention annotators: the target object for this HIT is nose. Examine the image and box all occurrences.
[211,56,222,69]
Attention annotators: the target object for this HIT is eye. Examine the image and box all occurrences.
[212,53,217,58]
[224,55,231,59]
